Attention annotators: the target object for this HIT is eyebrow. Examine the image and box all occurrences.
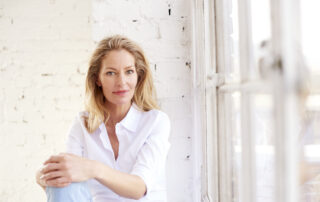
[103,66,135,70]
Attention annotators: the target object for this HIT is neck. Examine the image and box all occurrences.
[105,102,131,126]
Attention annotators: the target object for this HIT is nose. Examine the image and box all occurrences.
[117,72,126,86]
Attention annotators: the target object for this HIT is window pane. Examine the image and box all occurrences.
[251,94,275,202]
[301,94,320,201]
[250,0,272,80]
[219,0,240,83]
[223,0,272,82]
[219,92,241,202]
[301,1,320,74]
[300,0,320,198]
[231,92,241,202]
[228,0,240,83]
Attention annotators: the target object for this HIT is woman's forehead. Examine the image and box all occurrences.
[101,49,135,69]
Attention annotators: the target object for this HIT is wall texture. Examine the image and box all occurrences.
[0,0,94,201]
[0,0,193,201]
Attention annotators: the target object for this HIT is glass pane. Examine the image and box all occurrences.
[219,92,241,201]
[250,0,272,80]
[301,1,320,74]
[300,94,320,201]
[220,0,240,83]
[251,94,276,202]
[222,0,272,82]
[300,1,320,198]
[228,0,240,83]
[230,92,241,202]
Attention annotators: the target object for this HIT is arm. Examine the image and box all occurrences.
[41,153,146,200]
[91,160,146,199]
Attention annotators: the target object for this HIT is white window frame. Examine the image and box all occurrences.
[271,1,302,202]
[191,0,306,202]
[191,0,219,201]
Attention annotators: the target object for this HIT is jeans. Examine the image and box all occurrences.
[46,182,92,202]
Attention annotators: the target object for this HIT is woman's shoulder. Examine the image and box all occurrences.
[138,107,170,126]
[147,109,169,119]
[70,111,99,135]
[139,109,171,138]
[78,111,89,119]
[72,111,88,123]
[69,111,89,129]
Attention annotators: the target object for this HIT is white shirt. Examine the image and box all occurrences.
[65,104,171,202]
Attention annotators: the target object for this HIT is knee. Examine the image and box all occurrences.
[46,182,91,202]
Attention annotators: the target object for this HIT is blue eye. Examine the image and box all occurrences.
[106,71,115,76]
[127,70,134,74]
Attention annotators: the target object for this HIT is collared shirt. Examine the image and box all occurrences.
[65,104,171,202]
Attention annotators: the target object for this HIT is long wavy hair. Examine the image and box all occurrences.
[84,35,159,133]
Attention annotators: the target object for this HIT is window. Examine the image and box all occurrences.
[192,0,320,202]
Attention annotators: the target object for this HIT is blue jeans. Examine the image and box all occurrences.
[46,182,92,202]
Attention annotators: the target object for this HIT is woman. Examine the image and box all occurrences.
[36,35,171,202]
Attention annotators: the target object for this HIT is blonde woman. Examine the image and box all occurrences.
[36,35,171,202]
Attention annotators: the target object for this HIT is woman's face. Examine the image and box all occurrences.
[97,49,138,108]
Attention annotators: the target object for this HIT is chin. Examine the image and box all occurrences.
[110,99,132,106]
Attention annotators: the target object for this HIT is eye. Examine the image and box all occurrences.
[126,69,135,74]
[106,71,115,76]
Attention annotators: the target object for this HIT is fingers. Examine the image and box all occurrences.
[44,154,66,165]
[44,153,79,165]
[53,182,71,188]
[41,170,66,181]
[46,177,71,187]
[39,153,76,188]
[41,163,61,174]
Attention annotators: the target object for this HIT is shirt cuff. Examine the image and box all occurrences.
[130,165,153,196]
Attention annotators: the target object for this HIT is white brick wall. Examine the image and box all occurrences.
[0,0,93,201]
[0,0,194,201]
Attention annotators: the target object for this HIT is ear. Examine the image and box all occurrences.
[96,79,102,87]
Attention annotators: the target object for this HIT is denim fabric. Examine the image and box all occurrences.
[46,182,92,202]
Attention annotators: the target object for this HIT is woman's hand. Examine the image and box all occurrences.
[36,167,48,190]
[40,153,93,187]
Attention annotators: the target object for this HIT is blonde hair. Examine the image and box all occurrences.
[84,35,159,133]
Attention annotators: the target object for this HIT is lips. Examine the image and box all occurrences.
[113,90,129,96]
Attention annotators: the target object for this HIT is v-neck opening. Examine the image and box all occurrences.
[101,123,120,163]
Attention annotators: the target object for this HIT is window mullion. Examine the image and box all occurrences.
[214,0,237,201]
[238,1,256,202]
[271,0,302,202]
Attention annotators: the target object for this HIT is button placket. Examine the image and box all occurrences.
[115,124,123,165]
[99,124,118,168]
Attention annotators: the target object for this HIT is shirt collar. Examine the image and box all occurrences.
[118,103,142,132]
[98,103,142,133]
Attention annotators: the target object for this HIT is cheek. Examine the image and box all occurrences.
[102,86,112,94]
[131,77,138,89]
[100,80,113,94]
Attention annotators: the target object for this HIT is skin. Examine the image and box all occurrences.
[36,49,147,200]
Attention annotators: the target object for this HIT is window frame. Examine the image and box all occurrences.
[192,0,307,202]
[191,0,219,201]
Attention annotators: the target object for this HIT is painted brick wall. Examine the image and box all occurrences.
[0,0,193,202]
[0,0,94,201]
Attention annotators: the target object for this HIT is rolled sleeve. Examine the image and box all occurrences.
[130,112,171,195]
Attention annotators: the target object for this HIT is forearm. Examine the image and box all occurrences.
[90,160,146,200]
